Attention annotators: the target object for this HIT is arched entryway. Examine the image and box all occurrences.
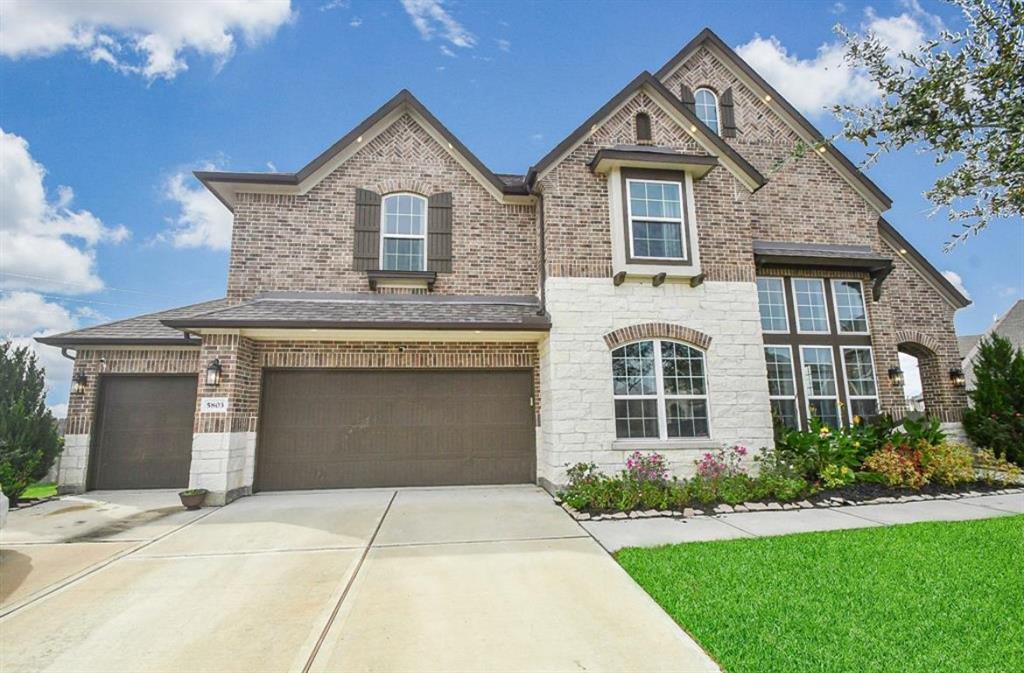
[894,330,964,421]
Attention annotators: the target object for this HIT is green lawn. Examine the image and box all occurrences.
[20,482,57,500]
[617,516,1024,673]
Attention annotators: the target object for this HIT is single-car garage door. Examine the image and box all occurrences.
[88,375,197,490]
[255,369,535,491]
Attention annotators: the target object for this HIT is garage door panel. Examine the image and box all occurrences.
[89,375,196,490]
[255,370,535,490]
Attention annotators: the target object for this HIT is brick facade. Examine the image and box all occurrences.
[227,114,539,303]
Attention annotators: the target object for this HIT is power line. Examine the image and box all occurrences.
[0,271,177,299]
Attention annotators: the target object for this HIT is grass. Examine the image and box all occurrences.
[617,515,1024,673]
[20,482,57,500]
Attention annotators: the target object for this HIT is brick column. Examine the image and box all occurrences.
[189,334,260,505]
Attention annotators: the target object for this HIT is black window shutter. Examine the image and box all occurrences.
[427,192,453,273]
[679,84,696,114]
[720,87,738,138]
[353,188,381,271]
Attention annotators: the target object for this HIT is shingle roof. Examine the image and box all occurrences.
[35,298,228,347]
[958,334,981,359]
[752,240,892,268]
[162,293,550,331]
[961,299,1024,360]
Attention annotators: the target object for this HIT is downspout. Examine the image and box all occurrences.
[535,191,547,317]
[59,347,76,361]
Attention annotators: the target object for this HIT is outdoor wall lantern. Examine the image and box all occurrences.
[205,358,223,387]
[949,367,966,388]
[71,372,88,395]
[887,367,904,386]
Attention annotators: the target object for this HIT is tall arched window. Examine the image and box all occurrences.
[381,193,427,271]
[694,88,720,135]
[612,339,709,439]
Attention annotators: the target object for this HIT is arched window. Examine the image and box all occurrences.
[612,340,709,439]
[694,88,720,135]
[635,112,652,142]
[381,193,427,271]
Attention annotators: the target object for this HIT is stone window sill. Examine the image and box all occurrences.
[366,270,436,291]
[611,438,718,452]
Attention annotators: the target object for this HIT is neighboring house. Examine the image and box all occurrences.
[38,29,970,504]
[959,299,1024,389]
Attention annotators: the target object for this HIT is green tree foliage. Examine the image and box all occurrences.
[962,334,1024,464]
[834,0,1023,246]
[0,342,63,504]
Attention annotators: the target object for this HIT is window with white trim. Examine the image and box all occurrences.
[626,179,685,260]
[793,278,830,333]
[756,277,789,332]
[842,346,880,422]
[694,88,720,134]
[832,280,869,333]
[380,193,427,271]
[800,345,841,428]
[612,339,709,439]
[765,345,800,430]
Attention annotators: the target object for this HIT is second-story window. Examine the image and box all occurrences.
[381,193,427,271]
[694,88,720,135]
[626,179,685,261]
[793,278,830,333]
[832,279,869,333]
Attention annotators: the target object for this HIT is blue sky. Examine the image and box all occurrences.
[1,0,1021,411]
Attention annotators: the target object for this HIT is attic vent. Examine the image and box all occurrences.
[635,112,652,143]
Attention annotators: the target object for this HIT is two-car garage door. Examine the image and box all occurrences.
[254,370,536,491]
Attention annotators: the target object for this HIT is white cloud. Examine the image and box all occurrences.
[0,291,77,336]
[0,0,294,81]
[1,129,127,295]
[439,44,456,58]
[401,0,475,49]
[735,3,936,117]
[942,270,971,300]
[0,291,94,408]
[350,17,363,28]
[496,38,511,53]
[160,171,233,251]
[49,402,69,418]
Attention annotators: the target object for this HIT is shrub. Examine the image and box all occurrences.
[821,464,856,489]
[863,442,927,489]
[695,445,748,478]
[625,451,668,484]
[775,418,860,479]
[974,448,1024,486]
[963,334,1024,466]
[891,416,946,448]
[0,342,63,505]
[920,442,975,487]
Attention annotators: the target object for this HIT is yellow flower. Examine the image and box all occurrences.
[818,426,831,438]
[852,415,862,425]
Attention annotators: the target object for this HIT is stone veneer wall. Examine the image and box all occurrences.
[227,114,539,303]
[539,277,773,486]
[59,348,200,494]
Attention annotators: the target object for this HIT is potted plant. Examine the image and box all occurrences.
[178,488,208,510]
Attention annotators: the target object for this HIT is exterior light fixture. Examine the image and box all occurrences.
[888,367,904,386]
[205,358,223,387]
[949,367,966,388]
[72,372,88,395]
[764,94,772,102]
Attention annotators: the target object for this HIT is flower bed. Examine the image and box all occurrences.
[557,416,1023,521]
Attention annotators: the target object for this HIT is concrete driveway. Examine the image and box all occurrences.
[0,486,718,673]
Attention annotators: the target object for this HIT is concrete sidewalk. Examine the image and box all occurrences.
[583,492,1024,552]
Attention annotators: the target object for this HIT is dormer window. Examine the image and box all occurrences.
[694,88,720,135]
[381,193,427,271]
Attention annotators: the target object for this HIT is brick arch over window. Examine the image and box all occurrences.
[369,178,436,196]
[603,323,712,350]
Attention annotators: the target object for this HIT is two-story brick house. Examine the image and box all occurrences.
[39,29,970,505]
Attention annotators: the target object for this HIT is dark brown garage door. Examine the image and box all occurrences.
[88,375,197,490]
[255,369,535,491]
